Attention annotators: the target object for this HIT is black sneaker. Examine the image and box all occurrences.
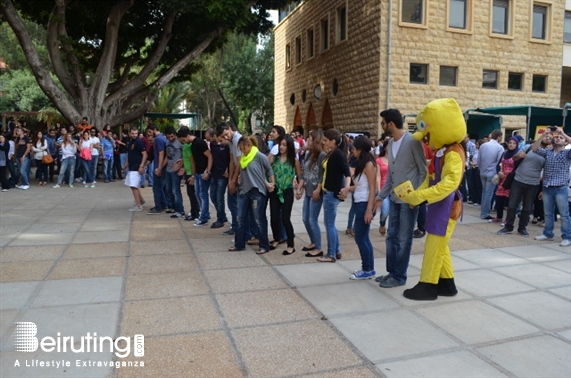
[193,220,208,227]
[170,212,183,219]
[223,228,235,235]
[497,227,513,235]
[518,228,529,237]
[184,215,197,221]
[482,216,493,220]
[147,209,162,215]
[165,208,175,214]
[210,222,224,229]
[413,229,426,238]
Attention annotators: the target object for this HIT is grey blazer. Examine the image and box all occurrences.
[378,132,427,204]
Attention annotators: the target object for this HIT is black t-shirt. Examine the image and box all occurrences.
[210,142,230,178]
[16,136,30,158]
[119,137,129,154]
[127,137,146,171]
[190,138,209,174]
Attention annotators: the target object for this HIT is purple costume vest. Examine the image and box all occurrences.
[425,152,462,237]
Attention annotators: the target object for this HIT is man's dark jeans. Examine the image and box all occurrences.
[504,179,539,231]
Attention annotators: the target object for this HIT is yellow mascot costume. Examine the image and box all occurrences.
[394,98,466,301]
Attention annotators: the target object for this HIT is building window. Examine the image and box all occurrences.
[565,12,571,44]
[321,18,329,52]
[532,3,549,40]
[482,70,498,89]
[439,66,457,86]
[337,5,347,42]
[508,72,523,90]
[400,0,426,26]
[449,0,467,29]
[285,44,291,70]
[492,0,510,35]
[532,74,547,92]
[410,63,428,84]
[307,28,315,58]
[295,36,302,65]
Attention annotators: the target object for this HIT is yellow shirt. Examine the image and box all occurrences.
[321,157,328,191]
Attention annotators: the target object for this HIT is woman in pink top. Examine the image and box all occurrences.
[376,147,390,235]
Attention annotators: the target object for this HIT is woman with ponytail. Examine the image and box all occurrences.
[317,129,351,263]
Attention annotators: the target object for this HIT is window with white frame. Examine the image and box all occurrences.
[492,0,510,35]
[401,0,426,26]
[532,3,549,40]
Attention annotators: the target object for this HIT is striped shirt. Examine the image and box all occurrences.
[534,148,571,187]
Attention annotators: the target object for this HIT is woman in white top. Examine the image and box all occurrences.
[32,131,48,186]
[79,131,95,187]
[53,134,77,188]
[348,136,378,280]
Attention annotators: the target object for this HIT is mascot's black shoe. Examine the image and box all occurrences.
[403,282,438,301]
[437,278,458,297]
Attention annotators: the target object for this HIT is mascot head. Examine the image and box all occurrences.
[413,98,466,150]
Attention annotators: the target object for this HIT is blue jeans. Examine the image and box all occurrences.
[57,157,75,185]
[354,202,374,272]
[228,188,238,230]
[140,161,154,186]
[347,194,356,229]
[379,197,390,226]
[120,153,128,175]
[417,203,427,232]
[195,173,211,222]
[542,186,571,240]
[235,189,269,251]
[385,200,418,284]
[90,155,99,180]
[480,175,496,218]
[323,191,341,259]
[16,157,31,186]
[152,171,168,211]
[209,177,228,223]
[165,171,184,214]
[302,195,323,250]
[102,156,113,181]
[80,158,94,183]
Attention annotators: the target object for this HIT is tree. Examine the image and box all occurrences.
[0,0,289,127]
[1,69,54,111]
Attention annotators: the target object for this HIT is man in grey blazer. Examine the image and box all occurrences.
[375,109,428,288]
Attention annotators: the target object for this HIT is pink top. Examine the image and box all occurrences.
[376,157,388,190]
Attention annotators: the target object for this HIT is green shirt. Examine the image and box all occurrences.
[183,143,193,175]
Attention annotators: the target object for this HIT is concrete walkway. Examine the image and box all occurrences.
[1,183,570,377]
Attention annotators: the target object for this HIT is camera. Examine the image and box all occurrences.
[548,126,558,132]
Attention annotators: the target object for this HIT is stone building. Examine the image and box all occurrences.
[274,0,571,139]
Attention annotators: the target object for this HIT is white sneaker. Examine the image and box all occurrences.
[69,184,74,188]
[560,239,571,247]
[75,178,82,182]
[128,205,143,212]
[52,184,60,188]
[1,189,8,192]
[21,185,29,190]
[90,184,95,188]
[82,181,86,185]
[15,185,22,189]
[534,235,554,241]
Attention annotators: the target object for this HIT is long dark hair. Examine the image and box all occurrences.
[33,131,45,146]
[323,129,347,156]
[278,135,297,167]
[308,130,324,169]
[353,136,375,179]
[272,125,286,149]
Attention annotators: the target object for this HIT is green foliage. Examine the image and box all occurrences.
[1,69,53,111]
[0,18,51,70]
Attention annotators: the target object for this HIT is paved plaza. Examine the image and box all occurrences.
[1,183,570,377]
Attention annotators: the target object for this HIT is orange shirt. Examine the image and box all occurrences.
[77,123,92,132]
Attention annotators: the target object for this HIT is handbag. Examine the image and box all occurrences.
[491,174,500,185]
[79,147,92,161]
[42,151,54,164]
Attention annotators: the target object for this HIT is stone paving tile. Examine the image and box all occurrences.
[487,291,571,330]
[496,244,571,262]
[189,237,235,251]
[457,269,536,297]
[329,309,459,362]
[205,266,288,293]
[298,282,400,317]
[377,350,508,378]
[128,253,198,275]
[0,309,18,339]
[130,239,191,256]
[124,271,209,301]
[62,242,128,259]
[73,230,130,244]
[130,227,186,241]
[543,258,571,274]
[477,335,571,378]
[548,286,571,300]
[30,277,123,307]
[416,301,539,344]
[558,329,571,341]
[118,333,242,378]
[0,281,40,309]
[28,222,83,233]
[276,263,356,288]
[36,214,89,224]
[0,261,54,282]
[9,232,76,246]
[121,296,222,337]
[48,257,126,280]
[216,289,317,328]
[452,249,530,268]
[232,320,364,377]
[301,367,379,377]
[0,245,64,262]
[493,264,571,288]
[195,250,267,270]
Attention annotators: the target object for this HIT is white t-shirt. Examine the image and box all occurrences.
[89,137,100,155]
[8,140,15,159]
[391,136,404,158]
[81,140,92,151]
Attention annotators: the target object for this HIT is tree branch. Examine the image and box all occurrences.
[0,0,80,123]
[107,56,136,94]
[109,89,158,126]
[103,10,178,108]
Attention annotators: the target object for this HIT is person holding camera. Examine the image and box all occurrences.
[532,127,571,247]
